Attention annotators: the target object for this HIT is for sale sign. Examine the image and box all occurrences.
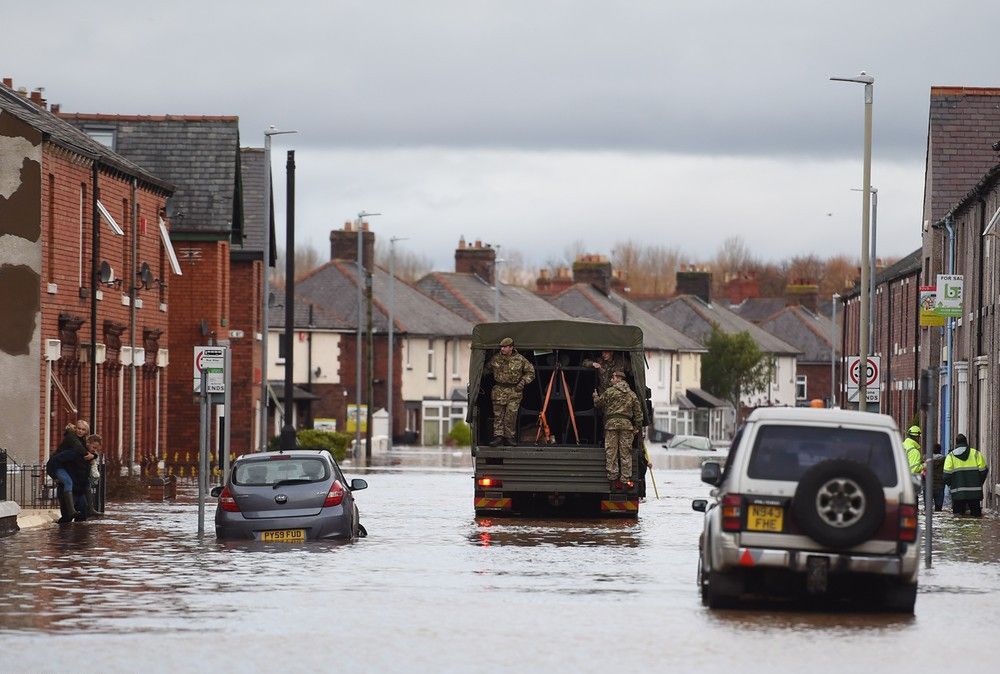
[934,274,963,317]
[919,286,946,327]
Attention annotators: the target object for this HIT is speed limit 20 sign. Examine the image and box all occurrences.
[846,355,880,403]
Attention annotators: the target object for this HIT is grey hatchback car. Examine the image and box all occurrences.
[212,450,367,541]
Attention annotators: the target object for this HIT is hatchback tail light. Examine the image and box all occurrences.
[219,486,240,512]
[477,477,502,488]
[898,504,918,542]
[323,480,346,507]
[721,494,743,532]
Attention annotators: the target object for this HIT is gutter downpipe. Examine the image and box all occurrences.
[89,161,100,433]
[943,215,955,455]
[129,178,138,476]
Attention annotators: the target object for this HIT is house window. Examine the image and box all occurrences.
[84,127,115,149]
[405,338,412,369]
[47,174,55,283]
[674,361,681,385]
[451,340,460,378]
[277,333,287,363]
[658,355,666,387]
[795,375,807,400]
[427,339,436,378]
[79,183,87,287]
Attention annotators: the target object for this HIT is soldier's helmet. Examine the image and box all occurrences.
[500,337,513,347]
[908,425,921,437]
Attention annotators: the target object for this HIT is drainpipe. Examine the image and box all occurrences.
[943,216,955,451]
[89,161,100,432]
[307,303,314,428]
[129,178,138,476]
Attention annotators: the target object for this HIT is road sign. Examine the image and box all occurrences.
[846,355,880,404]
[193,346,227,393]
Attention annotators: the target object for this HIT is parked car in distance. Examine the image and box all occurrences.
[664,434,713,451]
[693,408,919,612]
[212,450,367,541]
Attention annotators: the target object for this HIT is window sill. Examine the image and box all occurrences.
[426,375,436,380]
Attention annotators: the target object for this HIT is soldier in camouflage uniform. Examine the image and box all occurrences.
[583,350,629,395]
[592,370,643,489]
[487,337,536,446]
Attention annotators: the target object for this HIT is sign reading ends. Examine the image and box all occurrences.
[193,346,227,393]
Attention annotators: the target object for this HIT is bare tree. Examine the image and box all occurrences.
[500,248,538,288]
[611,240,683,295]
[374,240,433,283]
[272,243,323,286]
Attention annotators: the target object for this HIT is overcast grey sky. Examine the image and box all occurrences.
[6,1,999,270]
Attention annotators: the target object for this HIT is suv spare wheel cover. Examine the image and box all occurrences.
[791,459,885,549]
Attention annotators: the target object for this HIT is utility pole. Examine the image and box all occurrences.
[387,236,408,453]
[354,211,380,457]
[279,150,296,451]
[365,262,374,461]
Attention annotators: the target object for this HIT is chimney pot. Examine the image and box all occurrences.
[2,77,11,88]
[51,103,60,114]
[474,239,482,248]
[458,236,466,250]
[455,236,496,283]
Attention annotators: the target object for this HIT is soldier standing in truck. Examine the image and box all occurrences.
[487,337,535,446]
[583,350,629,395]
[592,369,643,489]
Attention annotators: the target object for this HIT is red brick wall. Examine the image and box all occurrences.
[165,240,230,470]
[334,334,403,438]
[39,145,170,466]
[800,362,833,404]
[228,259,262,454]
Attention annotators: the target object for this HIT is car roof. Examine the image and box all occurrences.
[235,450,331,461]
[745,407,899,431]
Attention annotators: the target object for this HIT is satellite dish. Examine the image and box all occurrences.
[99,261,116,285]
[138,262,154,290]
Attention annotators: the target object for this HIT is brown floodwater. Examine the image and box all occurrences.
[2,446,999,672]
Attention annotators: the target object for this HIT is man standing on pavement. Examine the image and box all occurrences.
[487,337,535,446]
[583,350,629,396]
[592,369,644,490]
[943,434,989,517]
[903,426,923,477]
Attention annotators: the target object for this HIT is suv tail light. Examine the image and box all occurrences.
[219,486,240,512]
[323,480,346,507]
[721,494,743,531]
[898,504,917,542]
[477,477,502,488]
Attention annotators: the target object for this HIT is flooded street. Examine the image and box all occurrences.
[3,448,1000,672]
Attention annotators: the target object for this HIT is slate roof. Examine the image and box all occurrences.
[841,247,921,300]
[758,305,838,364]
[0,85,171,193]
[926,87,1000,224]
[651,295,800,356]
[59,113,242,240]
[415,272,572,324]
[236,147,269,260]
[267,291,348,330]
[730,297,788,324]
[545,283,705,353]
[271,261,474,336]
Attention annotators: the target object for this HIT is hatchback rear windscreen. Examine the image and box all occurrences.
[233,458,329,486]
[746,425,898,486]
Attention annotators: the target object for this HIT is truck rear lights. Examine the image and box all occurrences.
[477,477,502,488]
[324,480,346,507]
[219,486,240,512]
[898,504,918,542]
[721,494,743,531]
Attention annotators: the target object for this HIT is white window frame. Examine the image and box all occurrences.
[427,338,436,379]
[405,338,412,370]
[657,354,666,388]
[451,340,460,379]
[795,374,807,401]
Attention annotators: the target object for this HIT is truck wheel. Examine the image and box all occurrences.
[791,459,884,549]
[705,570,742,609]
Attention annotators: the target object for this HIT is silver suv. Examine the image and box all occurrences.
[693,408,920,612]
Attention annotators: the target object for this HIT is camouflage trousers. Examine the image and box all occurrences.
[492,389,522,441]
[605,429,634,480]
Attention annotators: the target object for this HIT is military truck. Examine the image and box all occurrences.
[468,320,652,518]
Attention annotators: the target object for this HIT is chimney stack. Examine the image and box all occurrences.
[2,78,12,89]
[676,269,712,304]
[784,281,819,312]
[329,221,375,271]
[535,267,574,295]
[572,254,613,295]
[455,237,496,284]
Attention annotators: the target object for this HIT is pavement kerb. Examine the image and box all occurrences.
[16,508,61,530]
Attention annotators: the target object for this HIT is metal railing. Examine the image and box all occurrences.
[1,448,106,510]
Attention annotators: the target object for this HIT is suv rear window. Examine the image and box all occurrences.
[746,425,898,486]
[233,458,329,486]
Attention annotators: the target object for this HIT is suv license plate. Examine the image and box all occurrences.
[261,529,306,542]
[746,504,783,532]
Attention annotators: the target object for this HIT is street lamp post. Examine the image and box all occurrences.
[260,127,296,451]
[354,211,380,458]
[852,186,878,348]
[830,293,839,407]
[387,236,408,453]
[831,71,875,412]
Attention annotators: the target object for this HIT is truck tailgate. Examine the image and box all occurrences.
[475,446,621,493]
